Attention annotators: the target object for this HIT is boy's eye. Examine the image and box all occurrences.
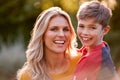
[90,26,96,29]
[79,25,84,28]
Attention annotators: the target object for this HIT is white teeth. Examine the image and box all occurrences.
[54,41,64,44]
[83,38,89,40]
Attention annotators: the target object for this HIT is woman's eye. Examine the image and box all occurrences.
[63,27,70,31]
[50,28,57,31]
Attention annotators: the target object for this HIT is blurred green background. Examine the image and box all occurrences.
[0,0,120,80]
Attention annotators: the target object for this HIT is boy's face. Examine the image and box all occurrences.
[77,18,109,48]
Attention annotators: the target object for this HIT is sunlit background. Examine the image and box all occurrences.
[0,0,120,80]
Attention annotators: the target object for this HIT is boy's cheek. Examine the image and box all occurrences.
[77,28,82,34]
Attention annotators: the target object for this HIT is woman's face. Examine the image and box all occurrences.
[44,15,71,54]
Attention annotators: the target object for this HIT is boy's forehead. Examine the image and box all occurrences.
[78,18,102,26]
[78,17,97,23]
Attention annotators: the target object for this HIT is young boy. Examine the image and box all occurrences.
[75,1,119,80]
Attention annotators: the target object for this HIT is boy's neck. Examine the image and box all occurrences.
[86,42,103,53]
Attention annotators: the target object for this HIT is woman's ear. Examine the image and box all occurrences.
[103,25,110,35]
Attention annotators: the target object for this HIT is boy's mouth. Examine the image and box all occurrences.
[82,37,91,41]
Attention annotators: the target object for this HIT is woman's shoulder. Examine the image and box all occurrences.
[70,49,82,64]
[18,70,31,80]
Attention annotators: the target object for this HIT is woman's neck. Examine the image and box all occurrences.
[45,52,70,74]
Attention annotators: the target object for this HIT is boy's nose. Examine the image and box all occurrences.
[82,29,89,34]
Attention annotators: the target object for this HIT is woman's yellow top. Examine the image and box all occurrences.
[18,52,81,80]
[18,71,31,80]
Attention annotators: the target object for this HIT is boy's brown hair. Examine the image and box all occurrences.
[77,1,112,28]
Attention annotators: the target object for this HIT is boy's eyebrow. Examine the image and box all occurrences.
[78,22,96,26]
[88,24,96,26]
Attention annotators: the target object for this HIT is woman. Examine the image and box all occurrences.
[17,7,81,80]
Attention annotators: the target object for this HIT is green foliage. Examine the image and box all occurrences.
[0,0,120,79]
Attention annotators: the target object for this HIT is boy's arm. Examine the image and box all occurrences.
[97,43,119,80]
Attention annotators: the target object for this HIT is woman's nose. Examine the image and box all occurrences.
[58,30,64,36]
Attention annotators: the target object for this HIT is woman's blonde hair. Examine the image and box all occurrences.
[17,7,77,80]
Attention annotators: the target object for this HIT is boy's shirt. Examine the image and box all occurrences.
[75,41,119,80]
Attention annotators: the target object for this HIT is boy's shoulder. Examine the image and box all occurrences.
[77,41,110,59]
[78,41,110,52]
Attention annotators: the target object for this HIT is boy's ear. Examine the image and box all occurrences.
[103,25,110,35]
